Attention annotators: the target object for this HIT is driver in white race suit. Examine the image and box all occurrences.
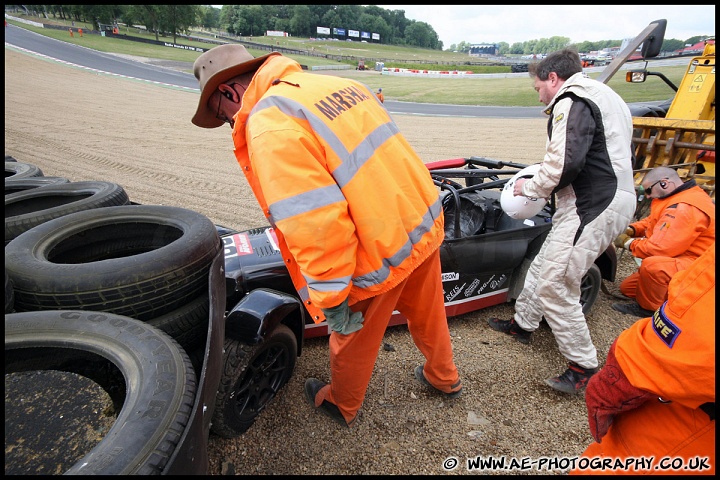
[488,48,637,395]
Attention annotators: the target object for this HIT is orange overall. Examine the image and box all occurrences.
[573,244,715,475]
[232,55,460,424]
[621,182,714,310]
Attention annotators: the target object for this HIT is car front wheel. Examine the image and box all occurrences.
[211,324,297,438]
[580,263,602,315]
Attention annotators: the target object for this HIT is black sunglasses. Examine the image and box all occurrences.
[646,178,667,196]
[216,83,246,125]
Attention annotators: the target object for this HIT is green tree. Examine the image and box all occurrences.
[247,5,267,37]
[335,4,363,31]
[683,35,708,46]
[53,5,125,27]
[454,41,471,54]
[159,5,199,43]
[218,5,234,34]
[662,38,685,53]
[199,5,220,31]
[384,8,410,45]
[404,21,440,49]
[575,40,597,54]
[128,5,162,40]
[524,39,538,56]
[509,42,525,55]
[358,13,389,43]
[227,5,266,37]
[289,4,314,38]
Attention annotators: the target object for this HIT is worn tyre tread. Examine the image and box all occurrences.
[5,205,221,321]
[5,176,71,195]
[5,161,43,180]
[5,180,130,244]
[5,269,14,314]
[147,294,210,350]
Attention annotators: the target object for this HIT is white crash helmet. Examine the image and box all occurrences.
[500,163,548,220]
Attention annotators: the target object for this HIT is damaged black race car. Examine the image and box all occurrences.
[215,156,616,432]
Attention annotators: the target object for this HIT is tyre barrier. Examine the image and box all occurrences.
[5,176,71,195]
[5,310,196,474]
[147,293,210,350]
[5,204,222,323]
[5,180,131,245]
[5,268,14,313]
[5,161,43,179]
[4,162,231,473]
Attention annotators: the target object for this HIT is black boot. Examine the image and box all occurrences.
[487,317,532,344]
[544,363,598,394]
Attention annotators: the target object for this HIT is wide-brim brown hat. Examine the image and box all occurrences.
[192,44,279,128]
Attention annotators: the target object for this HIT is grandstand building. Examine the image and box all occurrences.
[469,43,498,57]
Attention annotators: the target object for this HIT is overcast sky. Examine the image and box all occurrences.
[374,5,716,47]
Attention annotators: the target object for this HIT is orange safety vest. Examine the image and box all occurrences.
[232,55,444,322]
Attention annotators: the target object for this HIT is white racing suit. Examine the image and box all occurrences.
[515,72,637,369]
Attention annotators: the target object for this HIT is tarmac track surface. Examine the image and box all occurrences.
[5,24,546,119]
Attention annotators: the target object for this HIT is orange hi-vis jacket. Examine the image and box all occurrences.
[574,243,715,475]
[628,180,715,260]
[619,242,715,419]
[231,55,444,323]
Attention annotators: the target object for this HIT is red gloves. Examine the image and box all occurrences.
[585,339,655,443]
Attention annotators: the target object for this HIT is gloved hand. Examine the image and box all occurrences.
[625,226,635,237]
[585,339,654,443]
[614,233,633,249]
[322,298,364,335]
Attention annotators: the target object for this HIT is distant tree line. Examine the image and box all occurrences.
[215,5,442,49]
[20,5,202,43]
[19,4,442,49]
[18,5,709,54]
[451,36,706,57]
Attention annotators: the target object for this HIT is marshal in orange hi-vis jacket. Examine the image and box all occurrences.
[572,243,715,475]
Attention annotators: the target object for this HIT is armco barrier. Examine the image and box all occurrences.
[311,65,352,71]
[381,67,529,79]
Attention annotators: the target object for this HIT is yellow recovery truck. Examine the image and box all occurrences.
[598,19,715,203]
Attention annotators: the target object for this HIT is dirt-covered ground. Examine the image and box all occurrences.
[5,48,640,475]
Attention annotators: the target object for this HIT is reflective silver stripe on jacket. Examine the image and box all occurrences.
[250,95,440,292]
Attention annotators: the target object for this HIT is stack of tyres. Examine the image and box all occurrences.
[4,159,225,474]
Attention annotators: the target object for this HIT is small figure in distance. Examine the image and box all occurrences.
[376,88,384,103]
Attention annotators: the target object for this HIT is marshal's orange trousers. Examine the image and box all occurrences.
[570,398,715,475]
[620,255,696,311]
[314,249,461,424]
